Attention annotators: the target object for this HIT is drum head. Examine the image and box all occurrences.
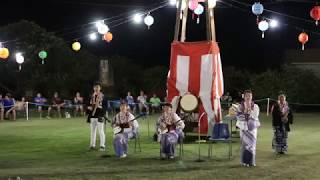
[180,94,198,112]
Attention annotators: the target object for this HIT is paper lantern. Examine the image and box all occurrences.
[103,32,113,42]
[298,32,309,51]
[194,4,204,24]
[258,20,269,38]
[252,2,264,16]
[0,48,9,59]
[38,50,47,64]
[188,0,199,11]
[310,6,320,25]
[144,14,154,29]
[16,53,24,71]
[38,50,47,59]
[208,0,217,9]
[72,42,81,51]
[194,3,204,15]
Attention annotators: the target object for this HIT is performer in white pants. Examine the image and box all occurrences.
[88,83,106,151]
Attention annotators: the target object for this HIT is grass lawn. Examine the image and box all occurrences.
[0,112,319,180]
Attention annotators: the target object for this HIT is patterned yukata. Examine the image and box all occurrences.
[271,102,293,154]
[156,112,185,158]
[112,112,139,157]
[236,102,260,166]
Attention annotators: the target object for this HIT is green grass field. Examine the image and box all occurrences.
[0,113,320,180]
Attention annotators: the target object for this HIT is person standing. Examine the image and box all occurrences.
[88,83,106,151]
[236,90,260,167]
[271,93,293,154]
[156,103,185,159]
[112,102,139,158]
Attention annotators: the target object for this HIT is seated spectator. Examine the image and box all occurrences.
[3,93,16,121]
[74,92,84,116]
[0,94,4,121]
[15,97,26,111]
[126,91,135,113]
[137,90,149,114]
[149,94,161,113]
[47,92,65,118]
[34,93,47,118]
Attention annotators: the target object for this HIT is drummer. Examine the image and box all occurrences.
[156,103,185,159]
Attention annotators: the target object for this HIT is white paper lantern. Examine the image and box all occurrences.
[194,4,204,15]
[258,20,269,38]
[208,0,217,9]
[144,14,154,29]
[16,53,24,64]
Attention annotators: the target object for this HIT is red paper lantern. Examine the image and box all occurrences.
[310,6,320,25]
[103,32,113,42]
[298,32,309,51]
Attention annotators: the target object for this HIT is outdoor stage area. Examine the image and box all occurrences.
[0,113,319,180]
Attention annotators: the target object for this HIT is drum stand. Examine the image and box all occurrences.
[195,112,207,162]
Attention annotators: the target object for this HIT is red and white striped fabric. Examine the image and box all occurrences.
[167,41,224,134]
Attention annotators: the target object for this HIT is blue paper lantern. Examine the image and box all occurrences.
[252,2,264,16]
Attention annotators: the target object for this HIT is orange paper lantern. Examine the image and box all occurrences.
[298,32,309,51]
[103,32,113,42]
[0,48,10,59]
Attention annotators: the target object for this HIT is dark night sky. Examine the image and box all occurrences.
[1,0,319,71]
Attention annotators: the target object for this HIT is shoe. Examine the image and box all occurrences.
[120,154,127,158]
[100,146,105,151]
[46,116,51,119]
[169,156,175,159]
[89,146,96,151]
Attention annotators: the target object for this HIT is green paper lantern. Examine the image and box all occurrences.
[38,50,47,60]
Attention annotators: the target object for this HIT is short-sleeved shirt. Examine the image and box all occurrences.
[150,97,161,106]
[34,97,45,106]
[3,98,14,108]
[137,95,147,104]
[52,97,63,105]
[74,97,84,105]
[126,95,134,104]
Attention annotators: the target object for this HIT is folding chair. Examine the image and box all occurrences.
[207,123,232,160]
[133,131,141,153]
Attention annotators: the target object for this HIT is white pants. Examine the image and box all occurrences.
[90,118,105,148]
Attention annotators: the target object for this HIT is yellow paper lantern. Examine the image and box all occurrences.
[72,42,81,51]
[0,48,10,59]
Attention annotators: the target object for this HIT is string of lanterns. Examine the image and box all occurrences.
[1,0,320,70]
[249,1,320,51]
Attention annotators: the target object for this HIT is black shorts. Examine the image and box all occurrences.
[36,105,49,111]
